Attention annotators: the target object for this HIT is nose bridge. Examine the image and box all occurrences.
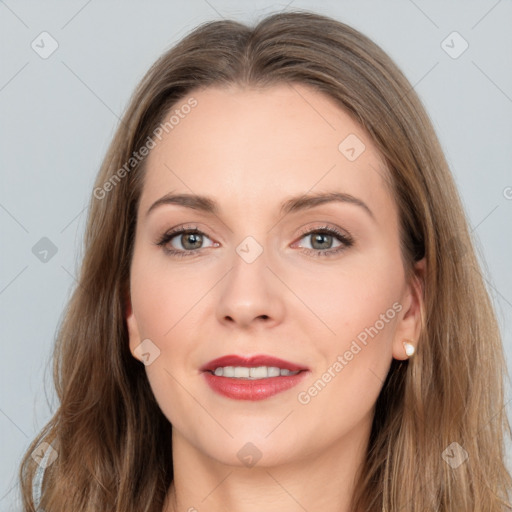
[216,232,285,326]
[227,233,271,297]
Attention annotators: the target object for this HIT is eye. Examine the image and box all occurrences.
[155,225,217,257]
[294,225,354,257]
[155,224,354,259]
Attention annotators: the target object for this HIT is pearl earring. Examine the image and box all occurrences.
[403,340,416,357]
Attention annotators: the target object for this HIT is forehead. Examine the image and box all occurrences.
[140,83,394,223]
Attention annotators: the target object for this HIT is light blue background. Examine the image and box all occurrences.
[1,1,511,509]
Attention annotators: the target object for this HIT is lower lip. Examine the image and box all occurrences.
[202,371,308,401]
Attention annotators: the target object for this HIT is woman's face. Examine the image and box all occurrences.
[126,84,424,467]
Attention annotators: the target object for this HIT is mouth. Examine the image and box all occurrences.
[200,354,310,401]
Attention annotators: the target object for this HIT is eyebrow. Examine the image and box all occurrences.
[145,191,375,221]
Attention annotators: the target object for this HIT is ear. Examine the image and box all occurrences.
[392,257,426,361]
[125,290,143,362]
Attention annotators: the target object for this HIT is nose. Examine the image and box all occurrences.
[216,244,286,329]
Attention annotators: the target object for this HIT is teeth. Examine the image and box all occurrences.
[234,367,249,378]
[267,366,281,377]
[250,366,267,379]
[212,366,300,379]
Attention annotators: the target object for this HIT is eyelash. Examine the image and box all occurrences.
[155,224,354,259]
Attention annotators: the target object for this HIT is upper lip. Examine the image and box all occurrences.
[200,354,308,372]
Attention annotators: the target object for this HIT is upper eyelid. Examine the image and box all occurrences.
[163,224,344,237]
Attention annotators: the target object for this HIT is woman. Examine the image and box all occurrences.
[19,10,511,512]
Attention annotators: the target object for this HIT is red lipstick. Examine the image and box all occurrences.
[200,354,309,401]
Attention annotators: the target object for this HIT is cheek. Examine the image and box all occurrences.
[297,251,403,346]
[130,255,196,339]
[129,253,204,420]
[296,291,399,439]
[296,255,402,404]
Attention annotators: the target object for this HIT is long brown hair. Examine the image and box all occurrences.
[19,10,512,511]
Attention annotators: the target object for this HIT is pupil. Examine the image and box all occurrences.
[183,233,202,250]
[312,233,332,250]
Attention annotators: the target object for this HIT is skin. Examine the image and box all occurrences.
[126,83,425,512]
